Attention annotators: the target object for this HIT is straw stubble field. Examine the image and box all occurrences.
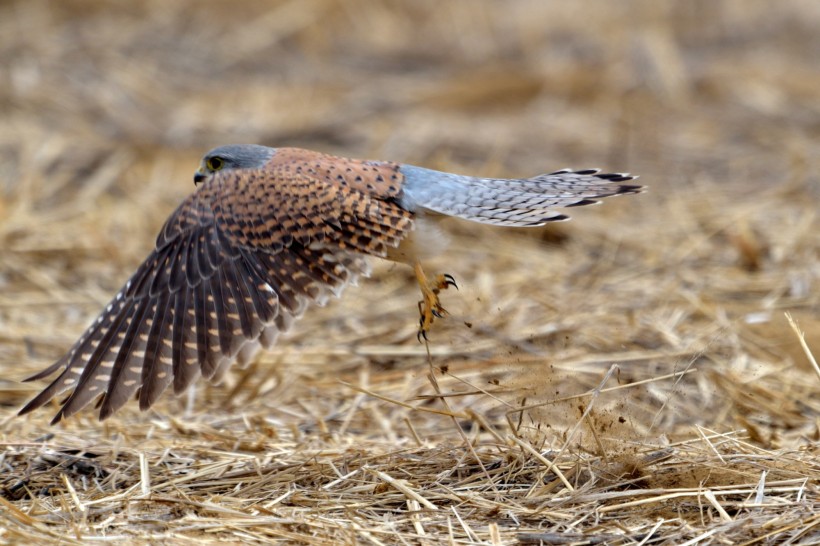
[1,1,819,544]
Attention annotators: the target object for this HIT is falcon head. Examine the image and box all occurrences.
[194,144,276,185]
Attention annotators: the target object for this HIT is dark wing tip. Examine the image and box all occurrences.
[21,355,70,383]
[17,368,72,419]
[17,394,49,417]
[595,172,636,181]
[50,411,65,426]
[594,172,643,191]
[543,213,570,223]
[584,170,644,196]
[564,199,601,208]
[615,184,644,195]
[98,401,117,422]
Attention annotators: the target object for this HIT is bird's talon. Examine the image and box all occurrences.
[414,264,458,339]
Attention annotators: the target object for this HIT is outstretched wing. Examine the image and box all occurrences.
[20,148,413,423]
[399,165,641,226]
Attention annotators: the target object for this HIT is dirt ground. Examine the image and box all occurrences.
[1,1,819,544]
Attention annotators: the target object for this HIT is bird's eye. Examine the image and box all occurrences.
[206,157,225,171]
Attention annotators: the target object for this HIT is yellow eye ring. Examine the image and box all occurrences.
[206,157,224,171]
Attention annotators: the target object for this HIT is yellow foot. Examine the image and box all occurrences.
[414,262,457,341]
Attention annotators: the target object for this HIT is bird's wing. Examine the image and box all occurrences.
[20,149,413,423]
[399,166,641,227]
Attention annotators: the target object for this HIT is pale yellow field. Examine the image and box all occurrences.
[1,1,818,543]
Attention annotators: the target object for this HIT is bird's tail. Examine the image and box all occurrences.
[398,165,641,227]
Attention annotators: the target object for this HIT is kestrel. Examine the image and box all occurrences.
[20,145,641,423]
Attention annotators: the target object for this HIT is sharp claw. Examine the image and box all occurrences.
[418,309,431,342]
[415,267,457,340]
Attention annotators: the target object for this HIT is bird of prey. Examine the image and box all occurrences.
[19,145,641,423]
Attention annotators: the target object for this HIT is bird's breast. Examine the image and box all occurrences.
[385,211,450,265]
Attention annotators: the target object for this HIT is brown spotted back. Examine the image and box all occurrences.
[212,147,412,257]
[270,148,404,196]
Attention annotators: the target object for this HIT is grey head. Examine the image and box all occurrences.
[194,144,277,184]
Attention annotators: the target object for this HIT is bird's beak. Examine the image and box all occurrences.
[193,168,206,185]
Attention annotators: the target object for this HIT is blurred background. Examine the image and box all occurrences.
[1,0,819,444]
[4,1,817,179]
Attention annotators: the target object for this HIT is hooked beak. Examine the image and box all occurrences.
[193,168,206,185]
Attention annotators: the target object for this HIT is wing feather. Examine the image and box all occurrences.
[45,292,134,422]
[97,297,155,419]
[137,291,175,411]
[208,265,233,356]
[20,147,414,421]
[399,165,641,226]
